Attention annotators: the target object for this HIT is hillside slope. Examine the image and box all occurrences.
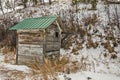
[0,0,120,80]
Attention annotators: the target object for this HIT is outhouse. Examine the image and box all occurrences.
[10,16,62,64]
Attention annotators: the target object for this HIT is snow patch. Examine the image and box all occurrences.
[59,71,120,80]
[2,64,30,73]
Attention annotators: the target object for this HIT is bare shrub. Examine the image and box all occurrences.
[102,41,115,53]
[84,14,98,26]
[86,39,93,48]
[103,53,108,57]
[110,52,117,59]
[80,56,89,71]
[107,46,114,53]
[92,42,99,48]
[72,47,79,53]
[71,40,83,55]
[62,35,74,50]
[64,41,73,50]
[72,45,83,55]
[77,27,86,38]
[2,47,10,54]
[64,56,92,74]
[67,61,80,73]
[1,47,16,64]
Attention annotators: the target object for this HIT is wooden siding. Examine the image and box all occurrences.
[17,30,44,64]
[45,24,61,58]
[18,30,44,44]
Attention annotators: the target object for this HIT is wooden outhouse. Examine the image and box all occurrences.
[10,16,62,64]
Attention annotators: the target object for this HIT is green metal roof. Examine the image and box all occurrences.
[10,16,58,30]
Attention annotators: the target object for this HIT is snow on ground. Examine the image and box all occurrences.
[0,44,120,79]
[1,64,30,73]
[0,53,29,72]
[60,45,120,80]
[0,53,30,80]
[59,71,120,80]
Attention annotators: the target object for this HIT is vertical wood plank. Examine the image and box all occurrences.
[43,29,46,57]
[16,31,18,64]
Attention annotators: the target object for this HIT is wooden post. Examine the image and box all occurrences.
[43,29,46,63]
[16,31,18,64]
[56,20,62,60]
[56,20,62,46]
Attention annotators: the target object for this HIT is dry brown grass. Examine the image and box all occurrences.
[13,50,94,80]
[72,45,83,55]
[102,41,115,53]
[86,38,99,49]
[27,55,70,80]
[79,56,91,71]
[2,47,11,54]
[84,14,98,26]
[63,39,73,50]
[107,46,114,53]
[72,41,83,54]
[113,41,118,47]
[67,55,93,73]
[93,42,99,49]
[4,52,16,64]
[2,47,15,55]
[0,66,29,80]
[110,52,117,59]
[86,39,93,48]
[72,47,79,53]
[1,47,16,64]
[77,27,86,38]
[68,61,80,73]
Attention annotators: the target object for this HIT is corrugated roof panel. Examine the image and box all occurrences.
[10,16,58,30]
